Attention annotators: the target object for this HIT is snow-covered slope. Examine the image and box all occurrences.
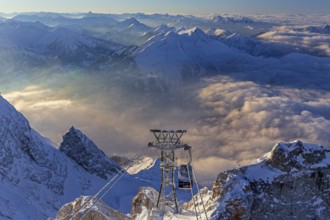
[138,24,176,45]
[13,12,119,28]
[12,12,71,27]
[102,17,152,46]
[196,140,330,219]
[54,140,330,219]
[0,95,154,219]
[37,27,97,52]
[0,20,49,48]
[0,20,121,59]
[115,17,152,35]
[0,95,71,219]
[131,27,242,87]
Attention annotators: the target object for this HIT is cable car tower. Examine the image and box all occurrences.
[66,129,208,220]
[148,129,192,213]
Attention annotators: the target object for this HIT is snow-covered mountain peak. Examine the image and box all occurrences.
[305,24,330,34]
[267,140,327,171]
[0,97,158,219]
[122,17,140,25]
[206,140,330,219]
[140,24,175,43]
[118,17,150,31]
[0,95,26,121]
[105,16,152,44]
[2,19,47,29]
[38,26,97,51]
[212,15,254,24]
[163,30,177,38]
[178,27,206,37]
[66,126,86,139]
[0,96,74,219]
[59,126,121,179]
[154,24,172,32]
[0,20,49,48]
[0,20,115,58]
[322,23,330,32]
[131,24,239,89]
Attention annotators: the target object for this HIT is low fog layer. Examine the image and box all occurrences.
[4,56,330,186]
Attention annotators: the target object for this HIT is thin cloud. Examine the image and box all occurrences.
[258,25,330,56]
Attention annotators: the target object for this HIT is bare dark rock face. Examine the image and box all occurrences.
[268,140,326,172]
[209,141,330,220]
[59,126,121,179]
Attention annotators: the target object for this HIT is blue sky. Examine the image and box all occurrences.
[0,0,329,14]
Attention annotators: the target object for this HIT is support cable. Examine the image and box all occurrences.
[190,161,209,220]
[185,150,201,220]
[60,144,149,220]
[187,165,199,220]
[78,144,149,219]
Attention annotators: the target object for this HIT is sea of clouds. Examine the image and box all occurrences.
[2,14,330,186]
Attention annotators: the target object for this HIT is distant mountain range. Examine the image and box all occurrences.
[0,12,328,92]
[0,13,330,219]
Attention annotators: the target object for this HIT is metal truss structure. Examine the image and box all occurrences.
[148,129,192,213]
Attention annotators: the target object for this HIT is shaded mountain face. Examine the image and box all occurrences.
[0,95,69,218]
[0,96,124,219]
[60,126,121,179]
[0,95,66,193]
[0,20,121,65]
[305,24,330,34]
[205,140,330,220]
[130,27,244,88]
[102,17,152,46]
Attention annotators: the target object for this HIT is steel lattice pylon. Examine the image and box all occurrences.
[148,129,191,213]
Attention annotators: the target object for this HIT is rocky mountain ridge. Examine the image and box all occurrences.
[203,140,330,219]
[60,126,121,179]
[56,140,330,219]
[0,96,137,219]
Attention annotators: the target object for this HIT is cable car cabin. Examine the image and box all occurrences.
[178,164,193,189]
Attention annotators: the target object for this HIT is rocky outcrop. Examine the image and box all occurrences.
[131,187,158,219]
[0,96,125,219]
[209,140,330,220]
[268,140,326,171]
[59,127,121,179]
[0,96,69,219]
[54,196,130,220]
[54,187,159,220]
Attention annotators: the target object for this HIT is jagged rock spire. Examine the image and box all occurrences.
[59,126,121,179]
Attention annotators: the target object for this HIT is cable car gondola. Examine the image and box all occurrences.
[178,164,193,189]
